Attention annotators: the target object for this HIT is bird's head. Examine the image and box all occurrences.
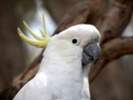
[18,17,100,65]
[52,24,101,64]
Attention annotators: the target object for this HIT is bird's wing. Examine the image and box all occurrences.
[13,72,52,100]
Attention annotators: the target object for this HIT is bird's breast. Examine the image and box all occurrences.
[39,59,84,100]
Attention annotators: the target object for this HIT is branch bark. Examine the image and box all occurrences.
[54,0,91,34]
[99,0,133,43]
[89,0,133,83]
[54,0,109,34]
[89,37,133,83]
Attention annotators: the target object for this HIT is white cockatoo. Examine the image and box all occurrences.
[13,17,100,100]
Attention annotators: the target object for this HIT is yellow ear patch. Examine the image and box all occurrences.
[18,15,50,48]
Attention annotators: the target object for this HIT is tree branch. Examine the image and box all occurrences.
[54,0,91,34]
[99,0,133,43]
[54,0,108,34]
[89,37,133,83]
[89,0,133,83]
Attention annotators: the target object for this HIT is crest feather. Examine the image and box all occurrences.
[18,16,50,48]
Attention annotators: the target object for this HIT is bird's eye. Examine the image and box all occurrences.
[71,37,80,45]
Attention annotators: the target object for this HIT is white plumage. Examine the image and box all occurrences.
[14,24,100,100]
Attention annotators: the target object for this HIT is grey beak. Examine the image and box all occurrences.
[82,41,100,65]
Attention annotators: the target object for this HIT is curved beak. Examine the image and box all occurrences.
[82,41,100,65]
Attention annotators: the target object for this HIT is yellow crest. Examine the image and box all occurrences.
[18,15,50,48]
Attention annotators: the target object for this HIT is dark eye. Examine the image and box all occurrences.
[71,37,80,45]
[72,39,78,44]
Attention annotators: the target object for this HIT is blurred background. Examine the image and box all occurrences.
[0,0,133,100]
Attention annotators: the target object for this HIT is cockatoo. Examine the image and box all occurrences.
[13,17,100,100]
